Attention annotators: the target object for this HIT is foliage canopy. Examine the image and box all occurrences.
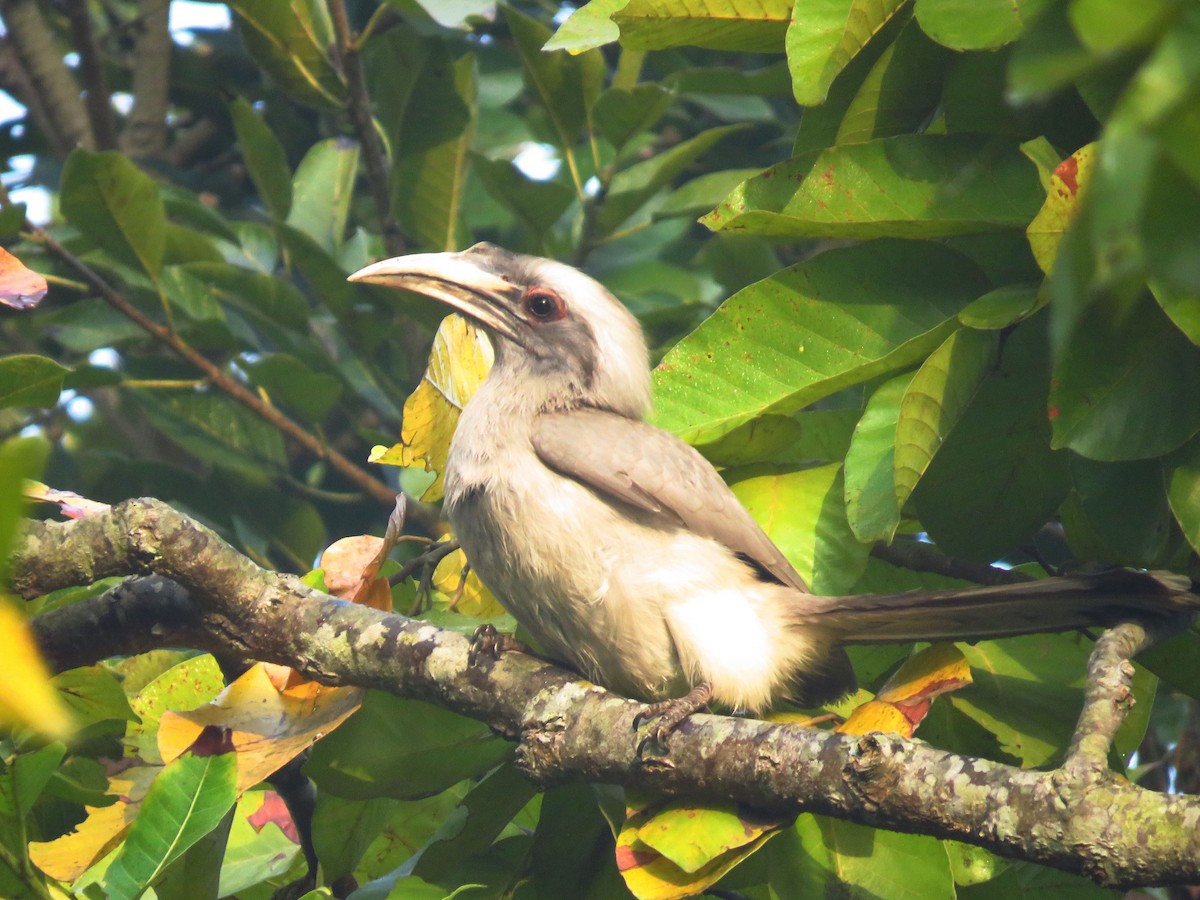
[2,0,1200,897]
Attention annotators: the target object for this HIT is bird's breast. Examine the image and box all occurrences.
[444,427,686,700]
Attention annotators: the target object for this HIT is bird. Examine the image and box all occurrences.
[349,243,1196,736]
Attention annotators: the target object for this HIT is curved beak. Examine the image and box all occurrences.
[348,251,526,345]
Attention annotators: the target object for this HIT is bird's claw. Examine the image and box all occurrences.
[468,623,525,666]
[632,683,714,757]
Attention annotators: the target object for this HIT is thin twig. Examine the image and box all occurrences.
[871,539,1033,586]
[328,0,404,257]
[30,225,398,507]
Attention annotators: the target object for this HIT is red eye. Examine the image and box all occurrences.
[522,288,565,322]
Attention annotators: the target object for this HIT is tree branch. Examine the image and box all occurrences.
[16,499,1200,888]
[120,0,171,159]
[0,0,92,154]
[63,0,117,150]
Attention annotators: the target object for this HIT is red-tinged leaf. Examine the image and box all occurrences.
[838,644,972,737]
[1026,144,1096,275]
[247,790,299,843]
[0,246,47,309]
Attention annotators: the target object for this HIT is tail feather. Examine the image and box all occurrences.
[792,569,1198,645]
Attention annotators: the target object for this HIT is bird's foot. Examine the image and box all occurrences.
[634,682,713,755]
[468,623,526,666]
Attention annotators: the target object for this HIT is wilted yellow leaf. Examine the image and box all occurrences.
[158,662,362,793]
[1026,143,1096,276]
[838,643,972,738]
[29,764,159,881]
[433,548,504,617]
[371,314,493,501]
[0,600,75,740]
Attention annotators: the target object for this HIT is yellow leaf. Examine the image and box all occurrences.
[30,765,159,881]
[616,798,784,900]
[372,314,493,502]
[1026,143,1096,276]
[0,600,75,740]
[433,548,505,617]
[838,643,972,738]
[158,662,362,793]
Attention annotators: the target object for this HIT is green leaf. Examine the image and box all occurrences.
[1006,4,1095,102]
[472,156,574,236]
[305,692,513,800]
[615,0,792,52]
[702,135,1044,238]
[366,29,477,252]
[55,666,138,727]
[657,168,763,219]
[161,186,241,245]
[1049,292,1200,461]
[228,0,346,108]
[132,389,289,477]
[728,462,869,594]
[216,791,301,895]
[958,284,1043,330]
[952,634,1092,767]
[407,763,537,886]
[239,354,342,422]
[598,124,745,234]
[530,786,613,900]
[914,0,1053,50]
[593,83,675,150]
[1061,457,1175,567]
[1069,0,1176,55]
[783,814,955,898]
[102,748,238,900]
[163,223,223,266]
[310,795,399,882]
[786,0,907,106]
[895,328,999,510]
[913,318,1070,562]
[397,53,477,252]
[229,97,293,219]
[126,655,225,764]
[544,0,626,53]
[183,263,309,330]
[0,355,68,409]
[652,240,988,445]
[1,743,66,820]
[844,372,914,543]
[286,138,360,254]
[1166,433,1200,556]
[701,409,859,467]
[504,5,606,152]
[835,20,952,145]
[61,149,166,279]
[160,267,226,324]
[0,436,48,584]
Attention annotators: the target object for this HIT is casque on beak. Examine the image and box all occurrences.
[348,251,527,346]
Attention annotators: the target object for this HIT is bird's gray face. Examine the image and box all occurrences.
[349,243,651,417]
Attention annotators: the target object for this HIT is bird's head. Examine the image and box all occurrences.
[349,243,651,417]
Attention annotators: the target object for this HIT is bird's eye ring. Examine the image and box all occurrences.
[522,288,565,322]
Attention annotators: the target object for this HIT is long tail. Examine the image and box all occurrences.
[791,569,1198,644]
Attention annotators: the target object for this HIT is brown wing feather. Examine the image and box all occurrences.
[532,409,810,592]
